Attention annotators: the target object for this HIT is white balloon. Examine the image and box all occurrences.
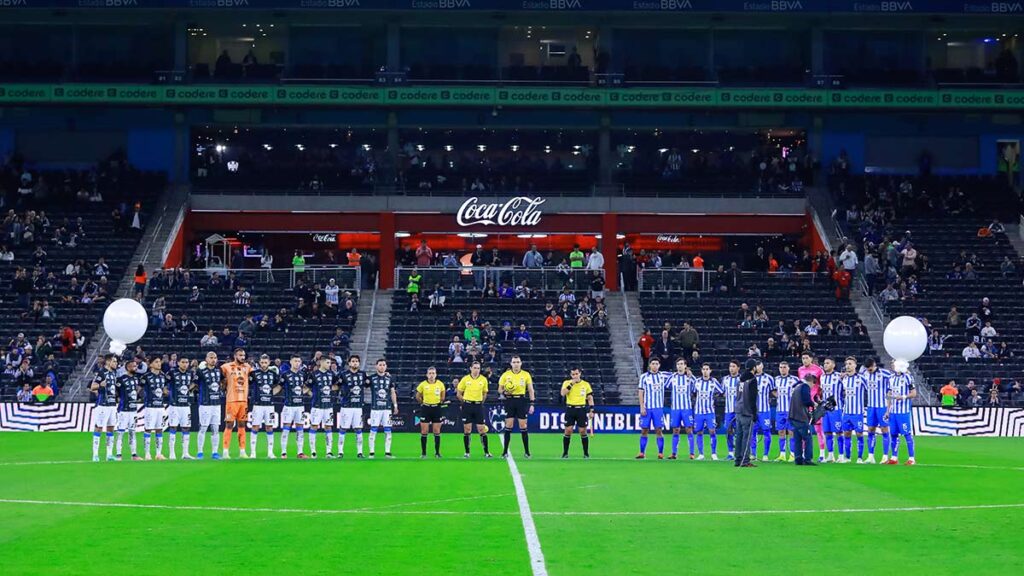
[883,316,927,363]
[103,298,148,349]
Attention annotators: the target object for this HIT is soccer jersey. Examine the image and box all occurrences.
[309,369,337,409]
[457,374,488,402]
[340,370,368,408]
[888,373,915,414]
[499,369,533,397]
[118,373,142,411]
[168,369,194,407]
[820,371,842,407]
[196,367,223,406]
[693,377,722,414]
[251,368,278,406]
[562,379,593,406]
[668,373,693,411]
[862,368,891,409]
[841,373,867,415]
[721,375,740,413]
[142,372,168,408]
[638,372,667,410]
[417,380,445,406]
[774,375,799,413]
[281,371,307,407]
[94,369,119,407]
[755,374,775,412]
[220,361,252,404]
[369,373,396,410]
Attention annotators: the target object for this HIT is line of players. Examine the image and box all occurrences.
[88,349,598,461]
[635,352,918,465]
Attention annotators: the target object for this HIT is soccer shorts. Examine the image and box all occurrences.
[198,405,221,428]
[723,412,736,431]
[564,406,589,429]
[419,405,444,424]
[337,407,364,429]
[841,413,864,433]
[310,407,334,427]
[775,412,792,432]
[754,411,773,433]
[117,410,139,431]
[461,402,485,425]
[281,406,305,426]
[693,412,716,433]
[250,405,275,427]
[503,397,529,420]
[91,406,117,429]
[639,407,664,430]
[225,401,248,422]
[890,413,912,435]
[166,406,191,428]
[866,407,888,429]
[670,409,694,429]
[143,407,165,430]
[823,410,843,434]
[368,409,392,428]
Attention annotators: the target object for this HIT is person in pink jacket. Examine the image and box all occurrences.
[798,352,825,462]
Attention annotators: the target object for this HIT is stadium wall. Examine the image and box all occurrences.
[3,403,1022,437]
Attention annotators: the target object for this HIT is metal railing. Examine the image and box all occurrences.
[163,265,362,292]
[637,269,829,293]
[620,273,642,379]
[394,266,604,293]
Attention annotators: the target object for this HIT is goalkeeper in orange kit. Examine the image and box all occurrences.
[221,348,253,458]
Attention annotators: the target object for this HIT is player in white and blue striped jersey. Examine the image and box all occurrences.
[750,371,775,461]
[885,362,917,465]
[860,358,892,464]
[840,357,868,463]
[637,358,669,460]
[720,361,741,460]
[668,358,695,460]
[773,362,799,462]
[819,357,843,462]
[692,363,722,461]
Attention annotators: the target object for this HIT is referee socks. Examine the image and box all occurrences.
[562,434,571,456]
[463,433,471,455]
[420,434,428,456]
[433,434,441,456]
[521,431,530,455]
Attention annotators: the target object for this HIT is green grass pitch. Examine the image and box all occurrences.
[1,432,1021,576]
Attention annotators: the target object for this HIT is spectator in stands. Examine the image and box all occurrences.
[12,267,32,309]
[962,262,978,280]
[545,310,564,329]
[449,336,465,364]
[16,383,32,403]
[498,282,514,299]
[408,294,420,312]
[347,247,361,268]
[988,385,1001,407]
[899,243,918,278]
[940,380,959,407]
[833,267,852,301]
[835,320,852,336]
[980,322,998,339]
[482,281,498,298]
[161,314,178,334]
[652,330,675,365]
[292,250,306,279]
[763,338,781,360]
[637,329,654,364]
[965,313,982,342]
[946,306,961,329]
[962,342,981,361]
[678,322,699,359]
[589,272,605,301]
[978,298,993,322]
[522,245,544,269]
[463,322,481,343]
[179,313,198,333]
[515,323,532,343]
[215,50,233,77]
[587,246,604,271]
[558,286,576,305]
[999,256,1016,278]
[928,329,949,353]
[233,285,252,307]
[198,329,218,350]
[429,284,447,309]
[151,296,166,328]
[967,388,984,407]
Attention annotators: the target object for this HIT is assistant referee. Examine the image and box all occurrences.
[499,355,535,459]
[560,367,594,459]
[416,366,446,459]
[457,361,491,458]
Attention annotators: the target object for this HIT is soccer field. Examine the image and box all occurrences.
[1,433,1021,576]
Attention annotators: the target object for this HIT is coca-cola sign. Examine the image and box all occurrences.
[656,235,681,244]
[456,196,545,227]
[311,233,337,243]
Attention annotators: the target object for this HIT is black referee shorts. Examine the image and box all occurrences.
[419,405,444,424]
[461,402,485,425]
[564,406,590,429]
[503,397,529,420]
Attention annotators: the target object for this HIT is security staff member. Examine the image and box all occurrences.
[734,358,760,468]
[560,367,594,459]
[498,355,535,459]
[456,361,491,458]
[416,366,446,459]
[791,374,817,466]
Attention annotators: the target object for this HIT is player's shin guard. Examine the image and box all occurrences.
[265,430,274,456]
[581,435,590,457]
[144,432,151,456]
[562,434,571,456]
[521,431,530,455]
[197,428,206,455]
[480,433,490,455]
[183,431,191,455]
[308,429,318,454]
[296,428,305,454]
[115,430,124,456]
[281,427,290,453]
[857,435,865,459]
[106,432,114,457]
[671,433,680,456]
[129,431,138,456]
[463,433,471,454]
[421,434,428,456]
[433,434,441,455]
[170,431,177,456]
[325,429,333,455]
[502,431,512,455]
[337,430,345,454]
[92,431,101,458]
[211,429,220,453]
[156,432,164,455]
[384,428,392,453]
[355,431,363,455]
[368,428,377,454]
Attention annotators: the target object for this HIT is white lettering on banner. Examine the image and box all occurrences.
[456,197,546,227]
[656,235,681,244]
[311,233,337,243]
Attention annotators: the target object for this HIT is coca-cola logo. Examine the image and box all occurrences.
[311,233,337,243]
[456,196,545,227]
[656,235,681,243]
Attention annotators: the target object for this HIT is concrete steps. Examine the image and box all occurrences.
[352,290,392,363]
[604,291,642,404]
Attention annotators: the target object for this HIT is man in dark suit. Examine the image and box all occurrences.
[652,330,676,365]
[791,374,817,465]
[734,359,760,467]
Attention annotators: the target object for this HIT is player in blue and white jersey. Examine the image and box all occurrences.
[116,359,143,461]
[167,357,196,460]
[819,357,843,462]
[749,370,775,461]
[249,354,280,459]
[840,357,868,463]
[141,357,168,461]
[668,358,695,460]
[89,355,120,462]
[720,361,741,460]
[636,358,669,459]
[885,363,917,465]
[307,356,339,459]
[860,357,892,464]
[773,362,799,462]
[692,363,723,461]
